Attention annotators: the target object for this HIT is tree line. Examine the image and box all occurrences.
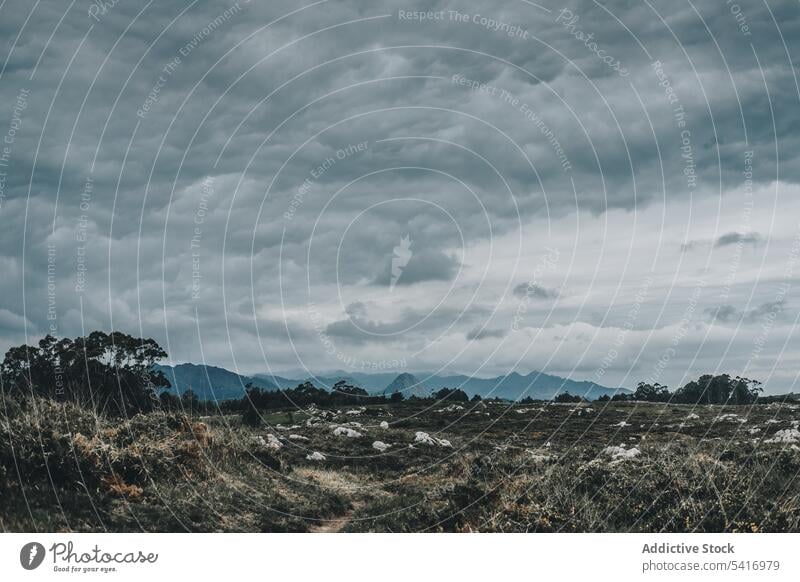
[1,332,765,415]
[1,332,170,415]
[558,375,762,405]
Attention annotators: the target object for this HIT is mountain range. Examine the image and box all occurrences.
[155,364,628,401]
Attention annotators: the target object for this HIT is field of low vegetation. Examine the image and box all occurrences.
[2,332,800,532]
[3,396,800,532]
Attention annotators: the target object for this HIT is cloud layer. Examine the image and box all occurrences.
[1,0,799,392]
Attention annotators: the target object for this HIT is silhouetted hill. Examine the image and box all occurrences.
[158,364,627,401]
[412,370,625,401]
[383,372,433,398]
[155,364,278,401]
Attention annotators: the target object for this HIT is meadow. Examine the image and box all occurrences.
[2,397,800,532]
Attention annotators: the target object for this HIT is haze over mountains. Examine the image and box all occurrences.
[155,364,628,402]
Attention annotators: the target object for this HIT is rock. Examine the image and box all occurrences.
[716,413,746,424]
[766,428,800,443]
[289,434,309,441]
[372,441,390,452]
[265,433,283,450]
[436,404,464,413]
[333,426,362,438]
[414,431,451,447]
[306,451,326,461]
[379,421,389,429]
[602,445,640,461]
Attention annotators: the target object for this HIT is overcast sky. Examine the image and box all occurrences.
[1,0,799,392]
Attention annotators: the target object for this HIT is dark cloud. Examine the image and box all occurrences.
[373,248,461,287]
[466,327,506,340]
[0,0,798,390]
[704,301,786,325]
[512,283,559,300]
[682,231,762,252]
[715,232,762,248]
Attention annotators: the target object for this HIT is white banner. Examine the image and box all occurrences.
[1,533,798,581]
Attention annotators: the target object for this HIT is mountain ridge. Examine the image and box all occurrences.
[157,363,628,401]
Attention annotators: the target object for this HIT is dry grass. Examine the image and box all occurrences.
[2,397,800,532]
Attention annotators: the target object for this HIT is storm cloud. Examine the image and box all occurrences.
[1,0,799,392]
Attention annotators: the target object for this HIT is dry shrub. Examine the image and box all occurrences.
[0,398,215,493]
[101,474,143,500]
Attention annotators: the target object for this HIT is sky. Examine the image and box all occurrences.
[0,0,799,392]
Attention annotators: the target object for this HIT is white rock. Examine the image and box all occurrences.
[603,445,641,461]
[340,421,363,428]
[289,434,309,441]
[306,451,326,461]
[414,431,451,447]
[436,404,464,413]
[379,421,389,429]
[686,413,700,420]
[333,426,362,438]
[715,413,746,424]
[265,433,283,450]
[613,421,630,427]
[414,431,436,445]
[372,441,390,452]
[766,428,800,443]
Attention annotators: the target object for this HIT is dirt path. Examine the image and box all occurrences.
[307,506,359,533]
[293,468,369,533]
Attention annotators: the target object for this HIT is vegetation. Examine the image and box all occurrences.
[1,332,170,415]
[0,331,793,533]
[2,395,799,532]
[622,375,763,405]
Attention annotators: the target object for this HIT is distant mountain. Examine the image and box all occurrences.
[156,364,628,401]
[155,363,278,401]
[383,372,433,398]
[254,371,403,392]
[406,370,625,401]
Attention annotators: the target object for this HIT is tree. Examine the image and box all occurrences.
[554,392,583,403]
[331,380,368,404]
[633,382,671,402]
[181,389,199,414]
[432,388,469,402]
[674,374,761,405]
[241,384,264,426]
[0,332,170,414]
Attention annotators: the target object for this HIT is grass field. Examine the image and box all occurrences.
[2,397,800,532]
